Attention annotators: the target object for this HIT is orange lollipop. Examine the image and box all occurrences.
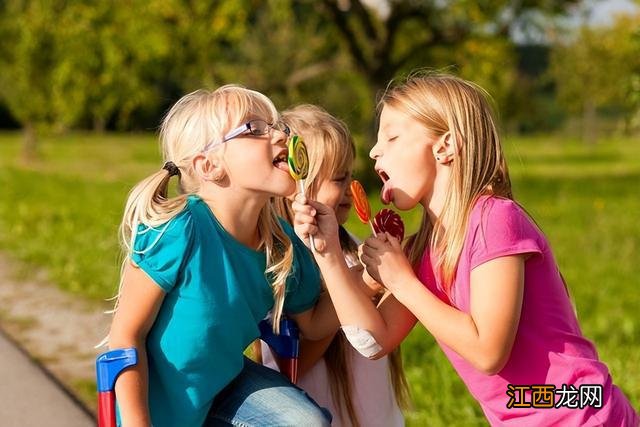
[350,180,377,235]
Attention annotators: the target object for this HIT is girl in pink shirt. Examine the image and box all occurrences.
[292,73,638,426]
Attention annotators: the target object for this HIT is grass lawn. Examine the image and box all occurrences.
[0,131,638,425]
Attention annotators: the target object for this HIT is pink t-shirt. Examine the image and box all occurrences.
[417,196,638,426]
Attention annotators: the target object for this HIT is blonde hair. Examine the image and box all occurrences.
[274,104,411,424]
[380,72,512,292]
[112,85,294,335]
[273,104,355,221]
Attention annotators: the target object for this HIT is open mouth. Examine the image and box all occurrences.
[377,170,390,183]
[273,151,289,172]
[376,169,393,205]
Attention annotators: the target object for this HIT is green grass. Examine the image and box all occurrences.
[0,131,638,424]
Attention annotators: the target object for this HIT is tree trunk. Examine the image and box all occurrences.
[582,98,597,145]
[21,122,38,162]
[93,116,106,133]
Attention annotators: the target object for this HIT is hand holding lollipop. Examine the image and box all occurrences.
[373,209,405,242]
[288,135,316,251]
[350,180,377,236]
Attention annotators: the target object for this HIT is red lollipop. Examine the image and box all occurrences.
[373,209,405,242]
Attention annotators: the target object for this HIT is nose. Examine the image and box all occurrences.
[271,128,287,146]
[369,141,381,160]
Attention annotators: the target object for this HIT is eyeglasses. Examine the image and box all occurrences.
[203,119,290,152]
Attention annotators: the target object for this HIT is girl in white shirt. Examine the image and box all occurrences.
[258,104,411,427]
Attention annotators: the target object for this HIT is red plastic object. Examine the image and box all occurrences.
[96,348,138,427]
[97,391,117,427]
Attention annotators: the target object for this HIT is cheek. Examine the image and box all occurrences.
[316,184,341,209]
[396,150,435,198]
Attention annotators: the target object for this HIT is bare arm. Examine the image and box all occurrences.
[296,263,388,374]
[290,290,339,341]
[108,261,165,427]
[292,195,417,355]
[297,335,335,377]
[362,233,525,374]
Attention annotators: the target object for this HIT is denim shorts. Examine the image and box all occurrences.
[205,357,332,426]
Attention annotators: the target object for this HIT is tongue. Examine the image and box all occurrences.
[274,160,289,172]
[381,180,393,205]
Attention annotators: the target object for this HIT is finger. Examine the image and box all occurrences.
[360,244,374,259]
[294,192,308,205]
[386,232,402,250]
[294,212,317,226]
[297,223,318,237]
[291,201,316,217]
[364,236,388,250]
[360,248,382,265]
[361,239,381,255]
[360,252,374,267]
[306,199,334,216]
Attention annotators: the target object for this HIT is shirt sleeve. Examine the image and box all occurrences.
[280,221,321,314]
[130,209,194,293]
[469,198,543,270]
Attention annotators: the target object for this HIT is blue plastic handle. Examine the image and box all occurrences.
[259,317,300,358]
[96,348,138,392]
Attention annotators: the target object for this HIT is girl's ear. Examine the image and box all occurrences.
[193,153,226,182]
[433,132,457,165]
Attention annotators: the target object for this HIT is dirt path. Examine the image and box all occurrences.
[0,255,111,413]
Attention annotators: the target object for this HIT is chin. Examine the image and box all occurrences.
[392,195,420,211]
[275,183,296,197]
[260,179,295,198]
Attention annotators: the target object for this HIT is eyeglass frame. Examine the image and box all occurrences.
[202,119,290,152]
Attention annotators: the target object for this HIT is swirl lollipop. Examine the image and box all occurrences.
[373,209,405,242]
[287,135,309,181]
[350,180,377,236]
[288,135,316,251]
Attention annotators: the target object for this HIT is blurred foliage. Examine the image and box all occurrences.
[1,0,639,172]
[0,1,581,159]
[548,12,640,143]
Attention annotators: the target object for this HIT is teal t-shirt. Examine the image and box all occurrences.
[131,195,320,427]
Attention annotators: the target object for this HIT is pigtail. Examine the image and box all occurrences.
[103,168,187,333]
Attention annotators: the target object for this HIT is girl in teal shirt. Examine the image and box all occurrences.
[107,85,336,427]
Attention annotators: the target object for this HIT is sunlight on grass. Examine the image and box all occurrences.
[0,132,638,424]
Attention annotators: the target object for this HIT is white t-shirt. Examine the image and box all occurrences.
[262,233,404,426]
[261,341,404,427]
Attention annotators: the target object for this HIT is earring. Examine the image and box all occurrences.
[436,156,441,161]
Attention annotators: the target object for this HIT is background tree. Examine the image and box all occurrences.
[0,1,66,160]
[319,0,579,105]
[51,1,171,132]
[548,13,640,144]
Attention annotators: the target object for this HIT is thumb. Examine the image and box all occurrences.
[386,232,402,250]
[307,199,334,216]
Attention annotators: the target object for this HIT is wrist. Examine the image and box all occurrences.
[390,274,422,305]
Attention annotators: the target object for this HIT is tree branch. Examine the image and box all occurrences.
[351,0,379,43]
[321,0,371,74]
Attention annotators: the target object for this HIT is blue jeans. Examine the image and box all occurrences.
[205,357,332,426]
